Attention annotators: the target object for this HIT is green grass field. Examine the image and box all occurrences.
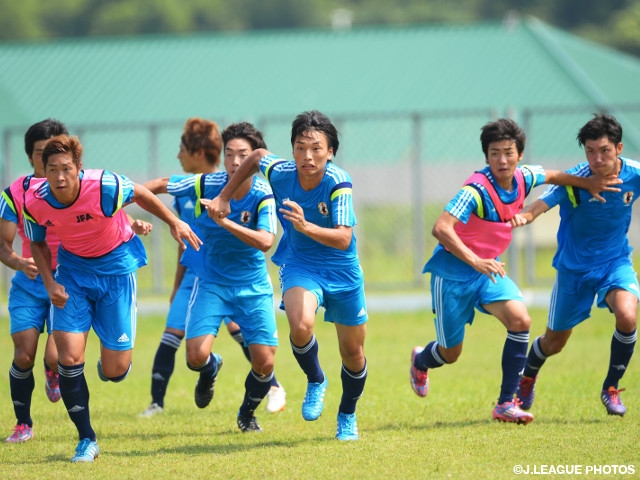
[0,306,638,479]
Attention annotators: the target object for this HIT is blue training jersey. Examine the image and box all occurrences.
[424,164,546,280]
[539,157,640,272]
[167,172,277,286]
[259,154,360,269]
[168,174,205,276]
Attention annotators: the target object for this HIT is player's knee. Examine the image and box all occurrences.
[541,336,566,356]
[106,363,132,383]
[440,347,461,364]
[253,361,274,378]
[13,349,36,369]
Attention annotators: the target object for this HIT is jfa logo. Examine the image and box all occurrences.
[318,202,329,216]
[241,211,251,224]
[76,213,94,222]
[623,191,634,204]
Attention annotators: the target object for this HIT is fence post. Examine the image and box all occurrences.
[412,113,425,287]
[148,124,164,294]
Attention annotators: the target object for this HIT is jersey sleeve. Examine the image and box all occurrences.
[100,171,135,216]
[256,193,278,234]
[538,184,563,209]
[520,164,546,193]
[0,188,19,224]
[22,211,46,242]
[259,154,286,182]
[330,181,356,227]
[445,187,480,224]
[167,175,197,198]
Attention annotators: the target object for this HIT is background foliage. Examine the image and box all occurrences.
[2,0,640,57]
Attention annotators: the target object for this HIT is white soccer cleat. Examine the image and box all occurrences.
[139,403,164,418]
[265,385,286,413]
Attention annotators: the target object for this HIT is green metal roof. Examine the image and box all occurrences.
[1,17,640,177]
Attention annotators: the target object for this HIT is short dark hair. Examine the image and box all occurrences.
[291,110,339,156]
[577,114,622,146]
[480,118,526,158]
[24,118,68,158]
[222,122,267,150]
[181,117,222,167]
[42,135,83,168]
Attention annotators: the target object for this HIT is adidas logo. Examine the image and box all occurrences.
[273,331,279,339]
[68,405,85,413]
[117,333,130,343]
[629,283,639,292]
[44,220,54,226]
[152,372,165,381]
[357,307,367,317]
[612,364,627,371]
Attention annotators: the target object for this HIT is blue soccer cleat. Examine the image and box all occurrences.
[302,374,328,421]
[70,438,100,462]
[335,412,359,441]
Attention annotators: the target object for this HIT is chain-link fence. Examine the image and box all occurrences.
[3,104,640,298]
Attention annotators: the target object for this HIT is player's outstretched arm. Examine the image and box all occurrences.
[143,177,170,195]
[206,148,269,219]
[200,198,275,252]
[432,211,505,282]
[515,199,551,227]
[544,170,621,202]
[133,183,202,251]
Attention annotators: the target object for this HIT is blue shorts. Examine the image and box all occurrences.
[279,263,368,326]
[165,270,196,331]
[51,266,137,351]
[430,272,524,348]
[185,276,277,346]
[8,272,52,335]
[548,259,640,331]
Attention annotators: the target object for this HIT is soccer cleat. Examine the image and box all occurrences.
[70,438,99,462]
[265,385,287,413]
[492,399,534,424]
[6,424,34,443]
[139,403,164,418]
[410,346,429,397]
[96,359,108,382]
[302,374,328,421]
[45,368,61,402]
[237,410,262,433]
[335,412,359,441]
[601,387,626,417]
[516,375,537,410]
[194,354,223,409]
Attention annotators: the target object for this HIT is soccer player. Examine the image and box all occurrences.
[22,134,200,462]
[516,114,638,417]
[1,119,67,443]
[139,119,286,418]
[146,121,279,432]
[205,110,368,441]
[409,118,621,424]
